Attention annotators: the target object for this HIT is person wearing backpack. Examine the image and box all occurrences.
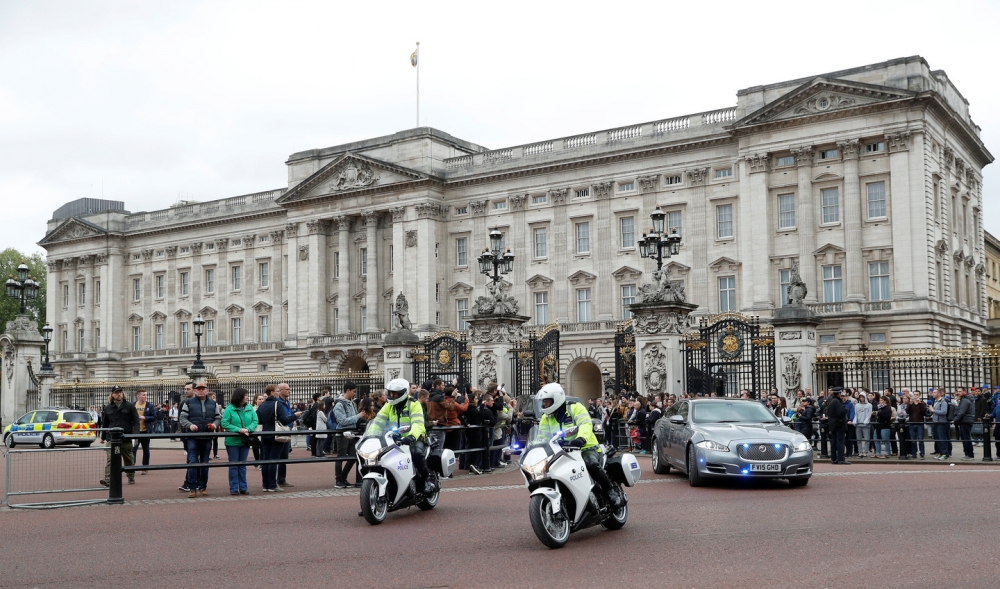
[929,389,952,460]
[333,382,361,488]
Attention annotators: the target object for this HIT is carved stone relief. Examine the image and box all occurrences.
[478,352,498,388]
[329,160,379,191]
[632,310,694,335]
[781,354,801,399]
[405,230,418,248]
[469,322,524,344]
[592,181,614,199]
[298,245,309,261]
[643,344,667,395]
[548,188,568,204]
[779,331,802,340]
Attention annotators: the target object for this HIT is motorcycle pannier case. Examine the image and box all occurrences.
[429,448,457,478]
[606,452,641,487]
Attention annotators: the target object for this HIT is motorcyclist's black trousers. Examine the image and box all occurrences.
[411,440,430,483]
[582,448,613,496]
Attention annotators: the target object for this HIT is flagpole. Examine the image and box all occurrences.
[416,41,420,128]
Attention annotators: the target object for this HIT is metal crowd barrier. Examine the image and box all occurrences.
[105,423,502,504]
[2,444,108,509]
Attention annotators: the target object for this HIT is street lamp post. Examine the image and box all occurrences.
[477,227,514,286]
[636,207,682,271]
[5,262,39,314]
[41,323,53,372]
[191,314,206,372]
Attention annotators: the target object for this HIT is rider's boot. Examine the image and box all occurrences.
[607,486,624,509]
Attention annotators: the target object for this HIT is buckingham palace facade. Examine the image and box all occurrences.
[38,56,993,394]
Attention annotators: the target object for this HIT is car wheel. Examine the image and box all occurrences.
[651,438,670,475]
[686,444,704,487]
[78,442,93,448]
[41,433,55,449]
[788,477,810,487]
[3,433,15,449]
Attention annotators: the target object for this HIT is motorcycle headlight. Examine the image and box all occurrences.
[695,440,729,452]
[522,459,549,480]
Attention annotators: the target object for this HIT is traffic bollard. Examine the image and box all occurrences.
[983,416,993,462]
[108,427,124,504]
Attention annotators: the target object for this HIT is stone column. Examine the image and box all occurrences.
[941,147,955,304]
[383,327,420,384]
[548,189,570,322]
[793,147,817,303]
[284,222,300,342]
[628,301,698,397]
[363,211,381,332]
[838,139,864,301]
[743,154,771,309]
[79,255,94,352]
[305,221,329,337]
[467,314,531,390]
[0,316,46,426]
[771,305,822,404]
[334,216,352,333]
[269,230,285,340]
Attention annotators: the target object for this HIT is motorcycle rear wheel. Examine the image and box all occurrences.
[529,494,570,549]
[360,479,387,525]
[417,476,439,510]
[601,489,628,530]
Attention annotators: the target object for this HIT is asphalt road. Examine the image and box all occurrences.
[2,458,999,589]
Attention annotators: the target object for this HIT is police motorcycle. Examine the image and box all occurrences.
[355,379,456,525]
[515,386,641,549]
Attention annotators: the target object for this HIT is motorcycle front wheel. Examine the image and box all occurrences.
[360,479,388,525]
[528,494,570,549]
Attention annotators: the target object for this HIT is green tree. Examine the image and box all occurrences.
[0,248,46,333]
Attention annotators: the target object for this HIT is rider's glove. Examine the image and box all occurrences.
[391,432,402,443]
[565,437,585,449]
[399,435,415,446]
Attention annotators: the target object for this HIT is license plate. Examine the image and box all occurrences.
[749,463,782,473]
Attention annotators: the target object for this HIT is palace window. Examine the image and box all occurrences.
[718,276,736,311]
[867,181,887,219]
[821,188,840,224]
[823,265,843,303]
[620,216,635,249]
[717,204,734,239]
[533,227,547,258]
[778,194,796,229]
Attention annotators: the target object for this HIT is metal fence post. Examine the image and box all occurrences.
[983,415,993,462]
[108,428,124,505]
[819,421,829,458]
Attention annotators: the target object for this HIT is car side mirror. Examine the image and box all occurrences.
[669,414,685,425]
[780,416,792,425]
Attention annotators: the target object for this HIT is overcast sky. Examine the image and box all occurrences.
[2,0,997,256]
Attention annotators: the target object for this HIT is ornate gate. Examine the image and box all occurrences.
[412,331,471,387]
[682,312,774,398]
[509,324,560,398]
[613,320,636,396]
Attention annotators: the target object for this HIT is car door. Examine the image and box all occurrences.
[655,405,675,464]
[31,411,58,443]
[667,402,689,467]
[13,412,38,443]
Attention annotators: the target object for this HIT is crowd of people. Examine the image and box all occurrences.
[97,378,521,497]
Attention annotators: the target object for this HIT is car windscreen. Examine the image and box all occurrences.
[63,412,93,423]
[692,402,778,424]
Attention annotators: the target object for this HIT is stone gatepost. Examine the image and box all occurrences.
[770,263,822,402]
[771,306,822,403]
[466,314,530,391]
[1,315,46,425]
[628,301,698,397]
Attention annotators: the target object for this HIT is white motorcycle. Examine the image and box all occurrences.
[517,425,641,548]
[355,425,455,525]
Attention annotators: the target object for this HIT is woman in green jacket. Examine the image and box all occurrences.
[221,388,259,495]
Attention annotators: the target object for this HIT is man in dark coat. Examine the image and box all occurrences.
[100,386,140,487]
[826,388,850,464]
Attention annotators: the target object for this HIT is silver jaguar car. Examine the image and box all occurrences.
[650,398,813,487]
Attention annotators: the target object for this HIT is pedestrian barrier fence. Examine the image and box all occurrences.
[3,445,108,509]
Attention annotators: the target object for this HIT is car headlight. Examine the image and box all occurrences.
[792,437,811,452]
[695,440,729,452]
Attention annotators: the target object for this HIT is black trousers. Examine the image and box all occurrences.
[132,437,151,467]
[278,441,290,483]
[335,435,357,483]
[411,440,430,485]
[582,448,613,496]
[831,430,846,462]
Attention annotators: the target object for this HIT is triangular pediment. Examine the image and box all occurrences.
[664,261,691,275]
[448,282,474,295]
[735,77,915,128]
[812,172,844,182]
[708,256,741,271]
[276,152,431,205]
[150,311,166,321]
[611,266,643,281]
[568,270,597,285]
[525,274,553,289]
[252,301,272,313]
[174,308,192,318]
[813,243,846,256]
[127,313,143,323]
[38,217,110,246]
[199,306,217,318]
[225,304,244,316]
[353,289,367,301]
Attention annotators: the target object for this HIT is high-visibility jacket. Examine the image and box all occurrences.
[537,402,598,450]
[371,399,427,441]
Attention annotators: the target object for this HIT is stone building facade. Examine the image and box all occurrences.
[38,56,993,398]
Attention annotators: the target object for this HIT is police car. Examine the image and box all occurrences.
[2,407,97,449]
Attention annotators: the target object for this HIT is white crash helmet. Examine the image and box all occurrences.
[536,383,566,415]
[386,378,410,406]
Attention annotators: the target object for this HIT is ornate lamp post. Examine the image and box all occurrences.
[40,323,54,372]
[191,314,206,372]
[477,227,514,286]
[636,207,682,271]
[5,262,39,314]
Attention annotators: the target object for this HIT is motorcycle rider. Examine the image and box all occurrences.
[535,383,623,508]
[367,378,435,496]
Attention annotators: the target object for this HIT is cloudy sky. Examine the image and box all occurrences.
[2,0,997,256]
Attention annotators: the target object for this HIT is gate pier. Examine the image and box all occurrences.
[466,314,530,391]
[628,301,698,398]
[771,305,821,403]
